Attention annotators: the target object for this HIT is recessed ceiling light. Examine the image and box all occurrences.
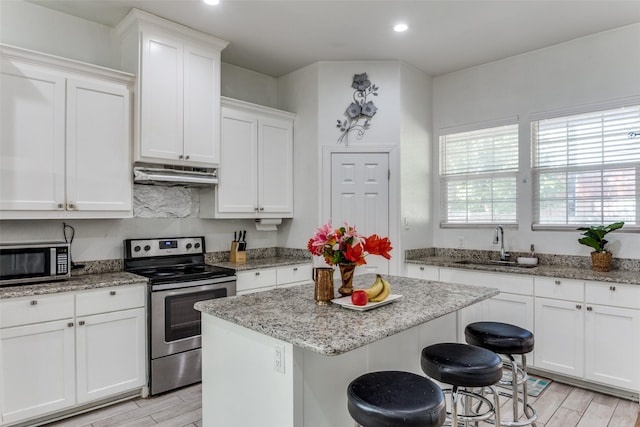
[203,0,220,5]
[393,23,408,33]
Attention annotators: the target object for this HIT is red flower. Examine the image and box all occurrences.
[364,234,393,260]
[344,243,365,265]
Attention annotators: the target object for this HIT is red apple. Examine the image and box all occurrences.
[351,289,368,306]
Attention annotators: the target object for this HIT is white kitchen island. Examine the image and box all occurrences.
[195,274,498,427]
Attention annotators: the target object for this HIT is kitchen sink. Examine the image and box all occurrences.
[454,260,537,269]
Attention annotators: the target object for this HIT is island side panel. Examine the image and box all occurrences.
[201,315,297,427]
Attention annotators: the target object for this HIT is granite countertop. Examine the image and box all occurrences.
[0,272,148,299]
[194,273,498,356]
[406,257,640,285]
[213,256,311,271]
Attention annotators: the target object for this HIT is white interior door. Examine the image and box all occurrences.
[331,152,389,274]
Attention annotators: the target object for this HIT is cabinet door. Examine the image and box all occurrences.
[405,264,439,281]
[139,30,184,163]
[0,60,66,212]
[534,297,584,377]
[0,319,75,423]
[66,78,132,213]
[76,308,146,403]
[218,107,259,214]
[183,44,220,166]
[483,293,534,332]
[584,304,640,390]
[258,116,293,215]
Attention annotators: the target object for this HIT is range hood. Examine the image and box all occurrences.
[133,165,218,187]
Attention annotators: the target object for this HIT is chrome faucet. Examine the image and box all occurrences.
[493,225,510,261]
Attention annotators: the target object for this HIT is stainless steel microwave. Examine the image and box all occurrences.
[0,242,71,286]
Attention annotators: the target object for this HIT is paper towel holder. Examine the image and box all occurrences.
[255,218,282,231]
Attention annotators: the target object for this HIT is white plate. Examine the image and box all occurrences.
[331,294,402,311]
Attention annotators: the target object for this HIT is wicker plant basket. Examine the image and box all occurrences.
[591,251,613,272]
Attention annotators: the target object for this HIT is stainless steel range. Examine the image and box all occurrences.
[123,237,236,395]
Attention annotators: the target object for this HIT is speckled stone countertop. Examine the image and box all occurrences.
[0,272,148,299]
[194,273,498,356]
[406,257,640,285]
[213,256,311,271]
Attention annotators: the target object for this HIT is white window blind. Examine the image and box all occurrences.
[532,104,640,226]
[440,124,519,225]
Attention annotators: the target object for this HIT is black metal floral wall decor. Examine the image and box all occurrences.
[336,73,379,144]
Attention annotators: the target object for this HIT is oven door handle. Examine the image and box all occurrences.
[151,276,236,292]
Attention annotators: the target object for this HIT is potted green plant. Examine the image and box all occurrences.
[577,221,624,272]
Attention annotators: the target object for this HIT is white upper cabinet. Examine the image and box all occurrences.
[116,9,228,168]
[0,45,134,219]
[202,97,295,219]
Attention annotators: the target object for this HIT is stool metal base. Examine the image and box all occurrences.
[442,385,501,427]
[495,354,537,427]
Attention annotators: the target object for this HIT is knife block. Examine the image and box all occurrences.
[229,241,246,263]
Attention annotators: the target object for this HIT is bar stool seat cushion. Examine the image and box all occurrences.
[421,343,502,388]
[465,321,534,355]
[347,371,446,427]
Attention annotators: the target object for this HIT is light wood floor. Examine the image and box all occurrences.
[44,380,639,427]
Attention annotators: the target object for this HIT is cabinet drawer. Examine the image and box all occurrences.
[406,264,439,281]
[76,285,146,316]
[0,293,75,328]
[535,277,584,301]
[585,281,640,309]
[439,268,533,295]
[277,264,312,286]
[236,269,277,293]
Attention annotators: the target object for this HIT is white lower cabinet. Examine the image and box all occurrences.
[534,277,640,391]
[438,268,534,343]
[0,319,76,424]
[405,264,439,281]
[0,285,146,425]
[236,263,312,295]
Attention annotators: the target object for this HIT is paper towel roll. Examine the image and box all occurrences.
[255,218,282,231]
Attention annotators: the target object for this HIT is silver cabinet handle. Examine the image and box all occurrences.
[293,267,298,271]
[419,266,425,271]
[576,304,582,309]
[255,272,260,276]
[555,280,561,285]
[179,154,184,159]
[254,207,259,212]
[185,155,190,160]
[67,322,74,328]
[79,320,85,326]
[67,202,76,210]
[609,286,616,291]
[110,290,116,296]
[587,306,593,311]
[30,300,37,306]
[58,203,64,209]
[259,207,264,211]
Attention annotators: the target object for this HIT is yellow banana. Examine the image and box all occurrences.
[369,275,391,302]
[364,275,384,299]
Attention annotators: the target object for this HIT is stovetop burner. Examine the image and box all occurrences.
[123,236,236,285]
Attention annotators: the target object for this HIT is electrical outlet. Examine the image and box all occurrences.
[274,345,285,374]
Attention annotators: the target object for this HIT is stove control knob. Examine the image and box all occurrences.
[186,243,193,249]
[194,242,201,249]
[134,245,141,252]
[144,245,151,252]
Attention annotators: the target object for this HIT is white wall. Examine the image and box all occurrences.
[432,24,640,259]
[221,62,278,107]
[399,63,432,251]
[276,63,320,250]
[0,0,120,69]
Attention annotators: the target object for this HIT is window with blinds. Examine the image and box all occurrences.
[532,104,640,226]
[440,124,519,225]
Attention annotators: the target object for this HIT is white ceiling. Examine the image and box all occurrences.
[28,0,640,77]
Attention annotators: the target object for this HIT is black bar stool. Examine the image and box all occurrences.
[347,370,446,427]
[465,321,537,427]
[421,343,502,427]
